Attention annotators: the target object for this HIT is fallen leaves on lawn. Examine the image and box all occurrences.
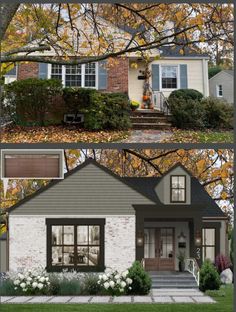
[1,125,130,143]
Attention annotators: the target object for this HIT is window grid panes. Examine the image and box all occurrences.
[161,66,177,89]
[170,176,186,202]
[84,63,96,87]
[65,65,82,87]
[217,85,223,97]
[50,63,96,88]
[160,228,174,258]
[51,225,100,267]
[202,228,215,262]
[51,64,62,81]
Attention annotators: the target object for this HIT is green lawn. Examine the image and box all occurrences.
[163,129,234,143]
[1,285,233,312]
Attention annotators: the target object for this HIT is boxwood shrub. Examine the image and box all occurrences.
[3,78,63,126]
[126,261,152,295]
[199,260,221,292]
[169,89,204,101]
[63,88,131,130]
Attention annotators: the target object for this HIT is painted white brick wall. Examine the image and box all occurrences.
[9,215,136,272]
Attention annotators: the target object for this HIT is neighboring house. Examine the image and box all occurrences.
[4,19,210,112]
[209,70,234,104]
[5,159,227,273]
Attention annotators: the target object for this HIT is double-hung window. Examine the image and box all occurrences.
[217,85,223,97]
[202,228,215,262]
[46,219,105,272]
[170,175,186,202]
[161,65,178,89]
[50,63,97,88]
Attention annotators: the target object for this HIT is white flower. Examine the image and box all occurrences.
[18,273,24,280]
[14,280,20,286]
[37,283,44,290]
[120,288,124,292]
[14,287,17,290]
[20,282,26,289]
[23,288,27,292]
[26,281,31,285]
[45,277,49,282]
[120,281,126,288]
[27,277,32,282]
[98,274,103,280]
[122,270,129,278]
[126,278,132,285]
[115,274,120,280]
[129,287,132,290]
[39,277,45,283]
[109,281,115,288]
[32,282,38,288]
[117,279,121,284]
[102,274,108,281]
[104,282,110,289]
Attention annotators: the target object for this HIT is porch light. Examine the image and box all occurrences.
[136,231,144,247]
[195,230,201,246]
[178,231,186,242]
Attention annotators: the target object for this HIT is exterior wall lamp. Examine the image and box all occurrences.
[195,230,202,246]
[136,231,144,247]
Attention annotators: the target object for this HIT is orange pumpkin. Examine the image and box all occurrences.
[143,95,150,101]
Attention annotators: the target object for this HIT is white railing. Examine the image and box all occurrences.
[152,91,170,115]
[185,258,200,286]
[141,258,145,269]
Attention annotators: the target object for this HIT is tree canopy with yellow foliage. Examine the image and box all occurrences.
[0,3,234,71]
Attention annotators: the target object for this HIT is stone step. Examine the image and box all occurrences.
[131,110,165,117]
[151,277,196,282]
[130,117,169,123]
[152,284,199,289]
[132,123,172,130]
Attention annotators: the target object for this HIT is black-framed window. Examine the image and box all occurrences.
[46,219,105,272]
[202,228,215,262]
[170,175,186,202]
[161,65,178,89]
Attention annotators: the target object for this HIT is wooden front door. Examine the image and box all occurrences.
[144,228,175,271]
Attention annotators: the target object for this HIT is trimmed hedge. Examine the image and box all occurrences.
[169,89,204,101]
[3,78,63,126]
[126,261,152,295]
[169,95,233,129]
[63,88,131,130]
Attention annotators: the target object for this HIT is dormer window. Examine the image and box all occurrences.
[170,175,186,202]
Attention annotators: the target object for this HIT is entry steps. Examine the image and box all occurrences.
[149,271,198,289]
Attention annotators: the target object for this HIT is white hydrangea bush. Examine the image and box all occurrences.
[11,268,50,294]
[98,269,132,296]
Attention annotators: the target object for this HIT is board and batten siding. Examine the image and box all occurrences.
[10,162,154,215]
[128,59,208,104]
[9,215,136,272]
[155,166,191,205]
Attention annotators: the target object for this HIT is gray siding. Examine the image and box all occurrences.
[209,71,234,104]
[10,162,154,215]
[0,240,7,272]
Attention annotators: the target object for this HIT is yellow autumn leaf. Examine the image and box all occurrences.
[221,192,228,200]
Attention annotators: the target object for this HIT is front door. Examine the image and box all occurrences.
[144,228,175,271]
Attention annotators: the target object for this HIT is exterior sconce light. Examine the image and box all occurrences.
[195,230,201,246]
[136,231,144,247]
[178,231,186,243]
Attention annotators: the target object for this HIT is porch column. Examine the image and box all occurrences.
[189,216,203,267]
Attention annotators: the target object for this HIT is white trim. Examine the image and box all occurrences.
[216,84,223,97]
[48,63,98,89]
[159,64,180,91]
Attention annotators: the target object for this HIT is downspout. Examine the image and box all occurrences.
[202,59,209,97]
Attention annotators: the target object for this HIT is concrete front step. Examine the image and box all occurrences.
[152,285,199,289]
[132,123,172,130]
[131,110,165,118]
[151,278,196,282]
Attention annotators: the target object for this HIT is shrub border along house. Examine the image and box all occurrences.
[3,79,131,130]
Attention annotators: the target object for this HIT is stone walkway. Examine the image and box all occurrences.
[0,289,215,304]
[121,130,173,143]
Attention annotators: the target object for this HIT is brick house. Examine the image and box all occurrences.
[4,159,227,283]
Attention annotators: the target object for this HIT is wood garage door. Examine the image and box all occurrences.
[4,154,60,178]
[144,228,175,271]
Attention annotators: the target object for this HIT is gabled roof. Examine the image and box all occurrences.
[6,160,225,218]
[209,69,234,81]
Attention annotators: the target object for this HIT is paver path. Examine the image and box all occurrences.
[0,289,215,304]
[120,130,173,143]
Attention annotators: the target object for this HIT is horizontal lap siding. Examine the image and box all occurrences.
[11,163,153,215]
